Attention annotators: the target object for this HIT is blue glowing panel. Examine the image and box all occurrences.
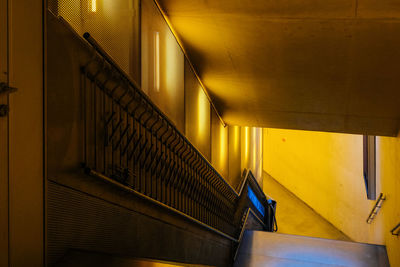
[247,186,265,217]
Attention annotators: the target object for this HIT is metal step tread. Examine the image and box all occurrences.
[234,230,390,267]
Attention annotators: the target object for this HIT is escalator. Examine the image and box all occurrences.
[46,11,275,266]
[46,10,390,267]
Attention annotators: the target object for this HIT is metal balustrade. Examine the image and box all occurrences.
[81,32,239,236]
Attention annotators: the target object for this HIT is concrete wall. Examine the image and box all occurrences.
[263,128,381,243]
[263,128,400,266]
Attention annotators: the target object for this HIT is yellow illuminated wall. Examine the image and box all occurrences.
[241,127,250,171]
[228,126,242,187]
[211,112,228,178]
[241,127,263,184]
[185,60,211,160]
[141,0,185,132]
[252,127,263,182]
[375,137,400,267]
[262,128,400,266]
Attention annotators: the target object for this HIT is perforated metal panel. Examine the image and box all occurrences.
[48,0,140,82]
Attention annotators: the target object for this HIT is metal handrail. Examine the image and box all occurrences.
[233,208,266,261]
[390,222,400,236]
[82,31,238,200]
[86,167,267,244]
[237,169,265,199]
[85,168,238,242]
[75,29,237,233]
[366,193,386,224]
[52,13,272,262]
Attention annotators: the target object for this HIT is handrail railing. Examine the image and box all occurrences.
[84,167,267,244]
[390,222,400,236]
[82,31,238,200]
[77,29,238,235]
[53,14,271,255]
[237,169,265,199]
[85,168,238,242]
[233,208,266,260]
[366,193,386,224]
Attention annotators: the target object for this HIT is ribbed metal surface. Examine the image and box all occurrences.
[234,231,390,267]
[48,181,141,265]
[47,181,231,266]
[54,250,213,267]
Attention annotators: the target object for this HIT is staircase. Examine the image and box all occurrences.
[234,231,389,267]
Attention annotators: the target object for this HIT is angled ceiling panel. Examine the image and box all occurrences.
[158,0,400,136]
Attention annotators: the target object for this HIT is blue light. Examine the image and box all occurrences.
[247,186,265,216]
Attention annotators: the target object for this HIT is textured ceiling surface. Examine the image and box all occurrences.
[158,0,400,136]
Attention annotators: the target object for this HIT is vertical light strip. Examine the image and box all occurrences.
[234,126,239,153]
[91,0,97,12]
[197,87,207,137]
[220,123,226,169]
[154,31,160,92]
[253,127,257,172]
[244,127,249,163]
[258,128,263,179]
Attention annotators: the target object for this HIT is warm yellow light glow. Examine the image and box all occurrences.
[219,123,227,168]
[257,128,263,179]
[244,126,249,163]
[90,0,97,12]
[154,31,160,92]
[197,88,208,138]
[252,127,257,172]
[165,32,183,102]
[234,126,240,153]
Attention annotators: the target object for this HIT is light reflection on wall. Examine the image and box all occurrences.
[228,125,242,186]
[254,127,263,182]
[184,60,210,160]
[211,111,227,177]
[164,31,184,107]
[219,123,227,169]
[252,127,257,172]
[141,0,185,132]
[244,126,249,164]
[90,0,97,12]
[233,126,240,152]
[55,0,140,81]
[241,126,263,183]
[197,87,209,140]
[154,31,160,92]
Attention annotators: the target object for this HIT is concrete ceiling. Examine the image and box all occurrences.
[157,0,400,136]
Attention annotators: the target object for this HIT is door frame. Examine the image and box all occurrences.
[0,0,9,265]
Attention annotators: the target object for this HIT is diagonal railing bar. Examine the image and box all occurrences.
[80,32,239,233]
[53,12,271,246]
